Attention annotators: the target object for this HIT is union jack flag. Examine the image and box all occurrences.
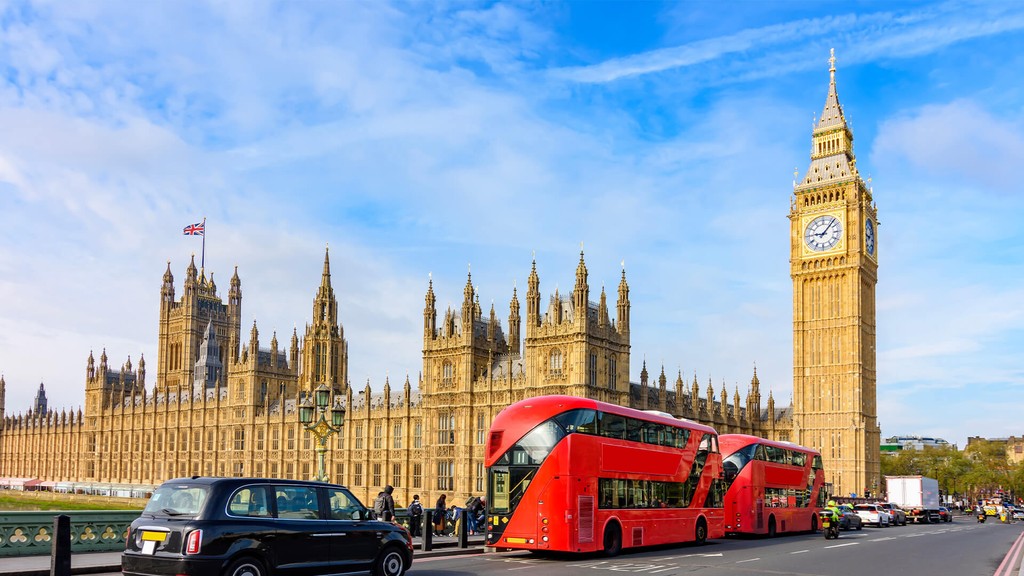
[183,222,205,236]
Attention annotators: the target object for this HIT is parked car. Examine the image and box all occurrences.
[1012,508,1024,521]
[122,477,413,576]
[853,503,892,527]
[937,506,953,522]
[880,503,907,526]
[837,504,863,531]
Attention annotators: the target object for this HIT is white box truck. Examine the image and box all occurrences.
[886,475,941,523]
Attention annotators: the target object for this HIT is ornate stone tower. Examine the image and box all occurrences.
[790,50,880,498]
[299,247,349,396]
[522,252,630,404]
[156,256,242,395]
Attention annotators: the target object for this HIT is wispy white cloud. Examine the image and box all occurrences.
[873,100,1024,190]
[551,1,1024,87]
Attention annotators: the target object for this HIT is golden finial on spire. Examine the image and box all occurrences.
[829,48,837,77]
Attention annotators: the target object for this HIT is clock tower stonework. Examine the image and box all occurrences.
[790,51,881,498]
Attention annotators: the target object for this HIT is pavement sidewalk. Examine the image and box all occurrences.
[0,535,486,576]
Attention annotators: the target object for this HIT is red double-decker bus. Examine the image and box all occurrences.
[485,395,726,555]
[719,434,828,536]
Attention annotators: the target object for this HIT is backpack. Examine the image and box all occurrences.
[373,494,386,518]
[409,500,423,515]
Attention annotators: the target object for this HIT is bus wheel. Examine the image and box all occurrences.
[811,513,818,533]
[695,518,708,545]
[767,517,776,538]
[603,522,622,556]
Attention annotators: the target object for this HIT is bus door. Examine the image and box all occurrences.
[756,495,764,530]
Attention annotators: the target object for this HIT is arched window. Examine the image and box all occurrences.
[549,349,563,375]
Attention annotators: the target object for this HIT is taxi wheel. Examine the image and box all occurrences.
[373,545,407,576]
[224,557,266,576]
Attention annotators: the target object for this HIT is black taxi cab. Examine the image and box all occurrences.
[122,477,412,576]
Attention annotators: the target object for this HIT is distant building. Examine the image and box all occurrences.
[881,435,952,454]
[966,436,1024,464]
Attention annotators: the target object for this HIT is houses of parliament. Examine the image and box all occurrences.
[0,53,880,504]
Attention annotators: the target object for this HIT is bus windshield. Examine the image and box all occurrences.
[722,443,757,487]
[490,419,571,514]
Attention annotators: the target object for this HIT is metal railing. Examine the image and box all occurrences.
[0,511,139,557]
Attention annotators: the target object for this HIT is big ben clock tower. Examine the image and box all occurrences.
[790,50,880,498]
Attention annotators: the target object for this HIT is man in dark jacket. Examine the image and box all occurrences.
[408,495,423,536]
[382,485,396,522]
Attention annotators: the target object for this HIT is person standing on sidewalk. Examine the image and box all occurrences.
[434,494,447,536]
[408,495,423,537]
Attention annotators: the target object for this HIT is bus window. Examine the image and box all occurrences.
[722,443,757,487]
[514,421,565,464]
[704,478,726,508]
[675,428,690,449]
[792,451,807,467]
[491,469,509,511]
[626,418,642,443]
[697,433,714,455]
[507,467,537,514]
[812,455,824,470]
[617,479,630,508]
[598,412,626,439]
[554,409,597,435]
[642,422,662,445]
[755,444,767,461]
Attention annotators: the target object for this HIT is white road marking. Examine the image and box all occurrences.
[736,558,761,563]
[790,550,809,554]
[870,537,897,542]
[825,542,858,549]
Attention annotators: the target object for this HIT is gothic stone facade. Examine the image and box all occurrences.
[0,54,876,504]
[0,249,786,507]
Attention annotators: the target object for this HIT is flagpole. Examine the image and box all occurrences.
[201,217,207,270]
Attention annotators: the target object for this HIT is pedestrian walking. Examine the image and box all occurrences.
[434,494,447,536]
[381,485,396,522]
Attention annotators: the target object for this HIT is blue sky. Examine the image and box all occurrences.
[1,1,1022,449]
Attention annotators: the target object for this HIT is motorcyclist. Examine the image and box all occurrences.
[823,498,839,520]
[825,500,843,527]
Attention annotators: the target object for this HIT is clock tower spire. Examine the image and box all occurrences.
[790,49,880,498]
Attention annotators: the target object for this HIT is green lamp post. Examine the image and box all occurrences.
[298,384,346,482]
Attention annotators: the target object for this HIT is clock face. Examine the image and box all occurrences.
[804,215,843,251]
[865,218,876,256]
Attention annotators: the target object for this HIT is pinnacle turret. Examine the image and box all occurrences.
[796,48,859,191]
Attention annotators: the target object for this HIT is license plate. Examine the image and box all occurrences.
[822,520,830,528]
[141,531,167,542]
[505,537,528,544]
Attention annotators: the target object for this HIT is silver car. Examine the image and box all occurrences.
[880,502,907,525]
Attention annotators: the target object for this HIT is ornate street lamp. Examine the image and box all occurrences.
[298,383,345,482]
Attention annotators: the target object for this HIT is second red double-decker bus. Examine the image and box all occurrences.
[719,434,828,536]
[485,395,727,555]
